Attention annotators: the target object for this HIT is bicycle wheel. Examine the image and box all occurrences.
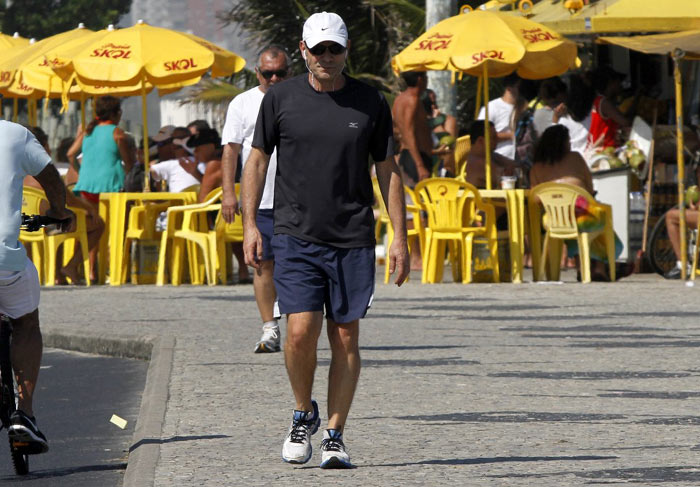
[646,207,693,276]
[10,439,29,475]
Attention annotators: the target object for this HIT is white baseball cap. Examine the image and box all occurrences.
[302,12,348,48]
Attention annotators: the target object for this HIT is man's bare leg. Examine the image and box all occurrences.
[326,319,361,432]
[285,311,323,412]
[10,309,42,417]
[665,208,699,263]
[254,260,276,322]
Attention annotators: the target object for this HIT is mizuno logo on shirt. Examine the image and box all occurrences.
[348,122,359,128]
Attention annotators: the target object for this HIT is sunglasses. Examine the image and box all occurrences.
[306,42,346,56]
[258,68,288,80]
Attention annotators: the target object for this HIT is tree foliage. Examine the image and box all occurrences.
[218,0,425,93]
[0,0,131,39]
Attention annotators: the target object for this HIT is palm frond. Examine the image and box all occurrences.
[179,79,245,105]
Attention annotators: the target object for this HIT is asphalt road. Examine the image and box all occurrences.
[0,348,147,485]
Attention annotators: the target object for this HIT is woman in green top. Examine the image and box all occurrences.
[73,96,134,205]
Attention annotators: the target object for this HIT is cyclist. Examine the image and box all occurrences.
[0,120,73,453]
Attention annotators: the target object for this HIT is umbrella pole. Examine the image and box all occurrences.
[673,54,687,279]
[474,75,483,119]
[483,63,492,190]
[142,83,150,193]
[12,98,18,122]
[80,93,86,130]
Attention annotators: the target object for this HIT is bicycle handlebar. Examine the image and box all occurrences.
[20,214,71,232]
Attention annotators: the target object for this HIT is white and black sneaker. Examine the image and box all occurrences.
[8,410,49,454]
[282,400,321,464]
[254,323,281,353]
[320,429,353,469]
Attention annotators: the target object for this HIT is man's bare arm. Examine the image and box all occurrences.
[33,163,74,231]
[240,147,271,269]
[221,142,241,223]
[375,156,410,286]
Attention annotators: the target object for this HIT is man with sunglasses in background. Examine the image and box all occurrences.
[222,45,291,352]
[240,12,409,469]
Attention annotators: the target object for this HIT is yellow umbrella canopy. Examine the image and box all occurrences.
[48,21,245,191]
[392,10,577,79]
[0,24,94,93]
[0,32,29,48]
[49,20,245,88]
[392,10,577,188]
[590,0,700,34]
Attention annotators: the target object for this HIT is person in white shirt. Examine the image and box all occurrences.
[478,73,521,160]
[149,127,205,193]
[533,76,591,156]
[0,120,74,454]
[221,45,291,353]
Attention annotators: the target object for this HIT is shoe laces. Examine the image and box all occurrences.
[261,325,279,341]
[288,418,311,444]
[321,436,345,452]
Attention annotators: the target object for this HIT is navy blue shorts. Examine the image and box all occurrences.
[271,234,375,323]
[256,209,275,261]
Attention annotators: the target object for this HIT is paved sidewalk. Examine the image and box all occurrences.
[39,271,700,486]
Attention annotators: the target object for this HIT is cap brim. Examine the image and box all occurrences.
[304,34,347,49]
[152,132,172,142]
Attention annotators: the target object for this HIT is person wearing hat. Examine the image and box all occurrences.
[152,125,190,163]
[221,44,292,353]
[240,11,409,469]
[149,129,205,193]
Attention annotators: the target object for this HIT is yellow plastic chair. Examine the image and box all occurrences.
[157,187,238,286]
[20,187,91,286]
[454,135,471,182]
[371,177,425,283]
[120,185,201,284]
[414,178,499,284]
[529,182,615,283]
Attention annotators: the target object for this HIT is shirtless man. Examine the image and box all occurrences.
[465,120,517,189]
[392,71,434,187]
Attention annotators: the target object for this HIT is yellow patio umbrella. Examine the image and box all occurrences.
[392,10,577,188]
[0,32,29,48]
[600,31,700,280]
[0,35,32,121]
[48,20,246,190]
[0,24,93,94]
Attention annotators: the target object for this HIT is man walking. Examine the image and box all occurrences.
[240,12,409,468]
[221,45,291,352]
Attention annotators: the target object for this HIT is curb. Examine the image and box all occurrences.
[42,330,174,487]
[123,335,175,487]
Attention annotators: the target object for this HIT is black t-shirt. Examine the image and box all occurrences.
[252,74,394,248]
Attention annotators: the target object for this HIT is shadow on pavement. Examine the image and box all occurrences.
[129,434,230,453]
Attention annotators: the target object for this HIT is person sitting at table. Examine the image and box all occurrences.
[22,126,105,284]
[588,65,634,150]
[529,124,632,281]
[149,129,218,193]
[72,96,135,206]
[465,120,518,190]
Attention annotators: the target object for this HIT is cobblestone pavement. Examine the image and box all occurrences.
[39,271,700,486]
